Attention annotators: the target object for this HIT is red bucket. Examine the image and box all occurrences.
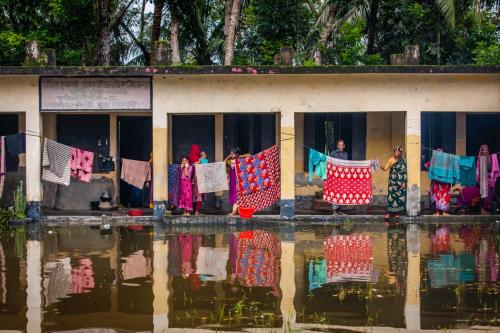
[239,207,255,219]
[128,209,144,216]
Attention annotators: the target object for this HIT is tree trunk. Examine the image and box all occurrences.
[139,0,146,42]
[223,0,234,36]
[151,0,165,63]
[167,0,181,64]
[98,0,111,65]
[314,4,337,65]
[224,0,241,65]
[366,0,379,54]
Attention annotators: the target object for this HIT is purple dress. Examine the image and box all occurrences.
[229,164,238,205]
[178,165,193,211]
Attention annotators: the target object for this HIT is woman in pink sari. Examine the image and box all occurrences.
[178,156,194,215]
[188,144,203,215]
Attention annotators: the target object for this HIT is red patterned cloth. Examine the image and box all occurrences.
[71,148,94,182]
[237,145,280,212]
[323,234,375,282]
[236,230,281,288]
[323,158,373,205]
[236,151,272,194]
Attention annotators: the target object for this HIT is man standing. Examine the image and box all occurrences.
[329,139,348,215]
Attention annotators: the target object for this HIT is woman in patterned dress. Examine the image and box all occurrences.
[380,146,407,218]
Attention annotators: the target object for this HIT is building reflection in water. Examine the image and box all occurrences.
[0,222,498,332]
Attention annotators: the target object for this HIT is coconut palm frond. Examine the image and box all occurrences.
[434,0,456,28]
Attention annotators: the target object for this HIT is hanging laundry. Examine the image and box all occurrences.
[43,258,72,305]
[42,139,71,186]
[370,158,380,172]
[323,157,373,205]
[489,153,500,188]
[478,155,489,199]
[71,258,95,294]
[70,148,94,182]
[121,158,151,189]
[459,156,476,186]
[194,162,228,193]
[195,247,229,281]
[5,133,25,156]
[168,164,181,206]
[428,150,460,184]
[237,145,280,212]
[97,155,115,172]
[323,234,377,283]
[236,151,272,194]
[308,148,327,181]
[308,258,327,292]
[0,137,5,199]
[236,230,281,289]
[121,250,152,281]
[46,139,72,177]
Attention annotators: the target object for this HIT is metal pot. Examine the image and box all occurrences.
[100,190,112,203]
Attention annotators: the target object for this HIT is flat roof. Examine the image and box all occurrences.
[0,65,499,76]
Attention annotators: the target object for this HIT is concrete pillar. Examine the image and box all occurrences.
[26,111,43,219]
[153,94,168,218]
[456,112,466,155]
[280,241,296,329]
[280,111,295,218]
[405,224,421,330]
[294,113,304,174]
[405,109,421,216]
[215,114,224,201]
[26,240,42,333]
[153,240,169,332]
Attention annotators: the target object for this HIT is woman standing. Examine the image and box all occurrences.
[178,156,194,216]
[225,148,241,217]
[425,149,452,215]
[380,146,407,218]
[225,147,251,217]
[188,144,203,215]
[476,144,500,214]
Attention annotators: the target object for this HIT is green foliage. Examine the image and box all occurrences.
[473,41,500,65]
[0,0,498,65]
[13,181,26,220]
[0,208,14,232]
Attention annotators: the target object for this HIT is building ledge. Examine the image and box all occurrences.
[0,65,499,76]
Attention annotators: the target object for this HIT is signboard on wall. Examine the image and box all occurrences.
[40,77,151,112]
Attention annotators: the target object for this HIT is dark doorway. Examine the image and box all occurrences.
[118,116,152,207]
[303,113,366,171]
[172,115,215,163]
[0,114,19,171]
[421,112,456,169]
[466,113,500,156]
[223,114,276,155]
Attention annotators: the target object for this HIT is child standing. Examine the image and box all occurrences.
[178,156,194,216]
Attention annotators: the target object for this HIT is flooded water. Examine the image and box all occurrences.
[0,222,499,332]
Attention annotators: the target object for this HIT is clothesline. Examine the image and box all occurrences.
[299,142,393,161]
[421,146,500,157]
[23,131,114,162]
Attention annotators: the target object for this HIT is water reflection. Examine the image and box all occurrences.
[0,222,498,331]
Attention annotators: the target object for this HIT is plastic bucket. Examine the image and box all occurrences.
[239,207,255,219]
[128,209,144,216]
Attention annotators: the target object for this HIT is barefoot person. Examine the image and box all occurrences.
[380,146,407,218]
[329,139,348,215]
[225,147,250,217]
